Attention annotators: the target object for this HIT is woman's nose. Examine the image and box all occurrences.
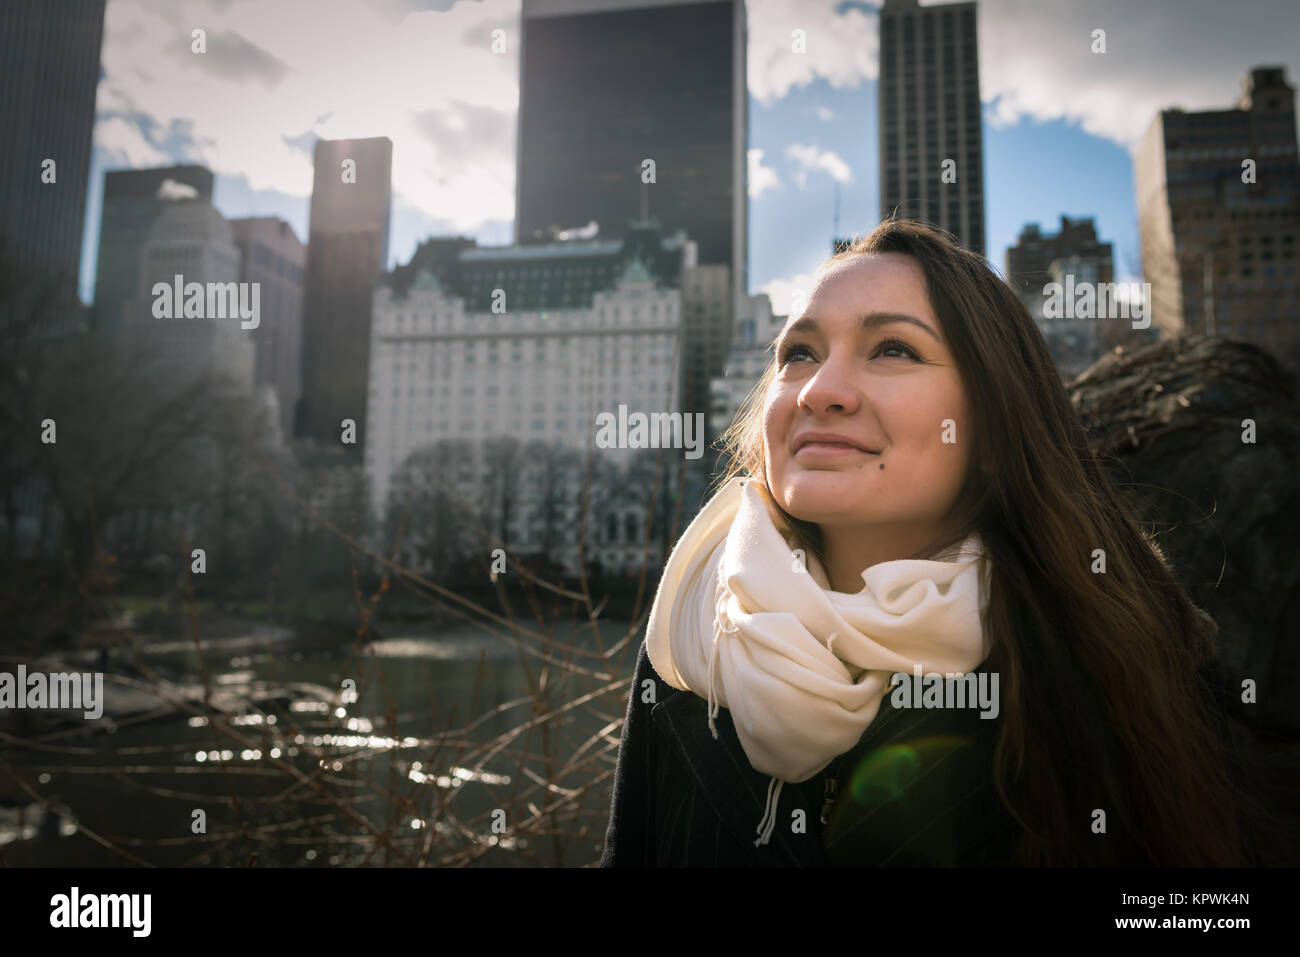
[797,353,863,416]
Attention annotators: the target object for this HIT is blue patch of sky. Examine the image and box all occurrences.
[747,76,1142,308]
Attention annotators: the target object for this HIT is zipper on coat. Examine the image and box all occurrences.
[820,755,845,826]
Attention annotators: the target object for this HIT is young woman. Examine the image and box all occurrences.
[601,218,1254,867]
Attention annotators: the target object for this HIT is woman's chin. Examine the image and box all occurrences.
[782,467,877,493]
[779,476,876,522]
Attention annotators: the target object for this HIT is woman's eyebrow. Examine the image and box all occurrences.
[776,311,942,347]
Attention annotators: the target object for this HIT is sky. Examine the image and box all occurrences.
[80,0,1300,317]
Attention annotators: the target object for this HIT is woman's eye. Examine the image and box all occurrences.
[778,343,812,365]
[874,338,918,360]
[778,338,917,366]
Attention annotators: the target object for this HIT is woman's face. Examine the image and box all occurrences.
[762,252,973,550]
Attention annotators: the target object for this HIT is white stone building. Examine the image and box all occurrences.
[710,292,782,441]
[363,228,702,578]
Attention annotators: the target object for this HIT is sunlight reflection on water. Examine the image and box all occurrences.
[361,636,515,660]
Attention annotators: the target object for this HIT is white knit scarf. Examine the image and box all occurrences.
[645,475,991,847]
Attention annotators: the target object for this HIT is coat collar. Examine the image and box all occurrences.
[655,687,827,867]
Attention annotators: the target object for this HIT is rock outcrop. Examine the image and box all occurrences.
[1069,333,1300,733]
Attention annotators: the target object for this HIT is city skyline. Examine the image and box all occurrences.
[77,0,1300,319]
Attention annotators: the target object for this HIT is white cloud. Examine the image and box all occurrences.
[747,0,879,106]
[557,220,599,240]
[785,143,853,189]
[96,0,520,232]
[760,271,818,319]
[94,114,172,167]
[748,148,782,199]
[974,0,1300,148]
[815,105,834,121]
[156,178,200,200]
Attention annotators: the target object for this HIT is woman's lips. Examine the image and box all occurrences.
[795,442,877,458]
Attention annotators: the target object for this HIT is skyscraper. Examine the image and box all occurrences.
[1135,66,1299,374]
[120,199,255,395]
[92,165,215,334]
[295,136,393,448]
[1006,216,1118,378]
[0,0,106,328]
[515,0,748,317]
[1005,216,1114,304]
[230,216,306,440]
[878,0,985,256]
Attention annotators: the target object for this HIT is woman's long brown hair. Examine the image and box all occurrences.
[717,217,1249,865]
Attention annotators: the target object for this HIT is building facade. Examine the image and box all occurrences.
[230,216,306,440]
[1135,66,1300,376]
[878,0,985,255]
[364,227,700,577]
[92,165,215,334]
[0,0,106,336]
[516,0,748,314]
[1005,216,1120,377]
[678,255,732,453]
[296,136,393,448]
[1005,217,1114,303]
[709,291,780,442]
[120,199,256,395]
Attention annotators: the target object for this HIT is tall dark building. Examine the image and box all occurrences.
[230,216,306,441]
[91,165,215,334]
[0,0,106,328]
[295,136,393,448]
[1136,66,1300,375]
[878,0,985,256]
[516,0,748,315]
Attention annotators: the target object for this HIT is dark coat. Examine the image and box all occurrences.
[600,633,1259,867]
[599,638,1022,867]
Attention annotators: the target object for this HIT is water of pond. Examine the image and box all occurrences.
[0,614,644,867]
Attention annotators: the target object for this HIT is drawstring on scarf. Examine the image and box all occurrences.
[710,569,785,848]
[754,776,784,847]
